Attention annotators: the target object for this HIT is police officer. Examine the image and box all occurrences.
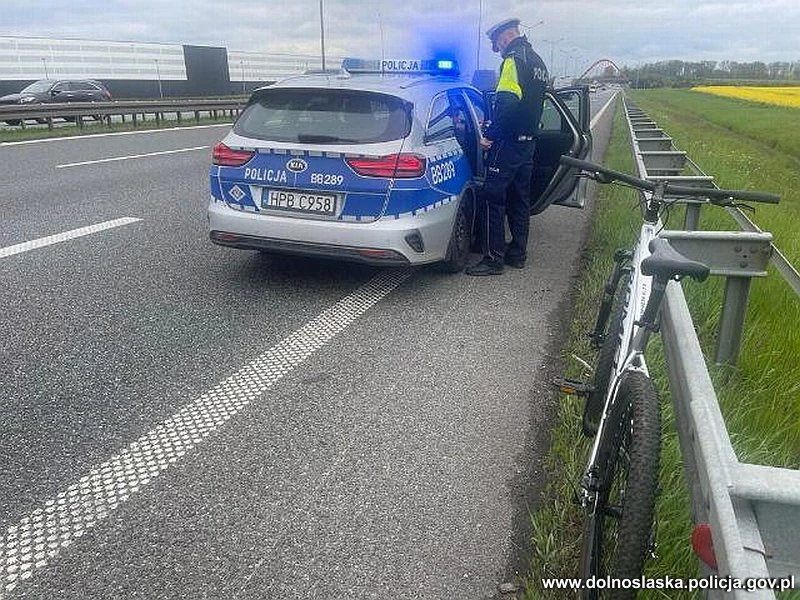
[466,17,549,276]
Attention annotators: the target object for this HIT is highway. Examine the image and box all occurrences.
[0,90,616,599]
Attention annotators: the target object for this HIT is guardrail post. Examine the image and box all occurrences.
[659,230,773,366]
[716,276,752,366]
[684,202,702,231]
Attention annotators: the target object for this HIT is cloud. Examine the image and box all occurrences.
[2,0,798,75]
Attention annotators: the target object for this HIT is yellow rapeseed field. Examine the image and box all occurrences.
[692,85,800,108]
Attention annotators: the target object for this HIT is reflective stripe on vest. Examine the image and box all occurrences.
[497,57,522,99]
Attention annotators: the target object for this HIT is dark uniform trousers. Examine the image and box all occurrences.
[481,138,536,263]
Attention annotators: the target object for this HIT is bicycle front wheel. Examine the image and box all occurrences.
[580,371,661,599]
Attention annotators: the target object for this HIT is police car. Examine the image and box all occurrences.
[208,58,592,271]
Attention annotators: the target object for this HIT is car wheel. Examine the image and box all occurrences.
[439,196,473,273]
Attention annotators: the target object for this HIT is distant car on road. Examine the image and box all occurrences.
[0,79,112,125]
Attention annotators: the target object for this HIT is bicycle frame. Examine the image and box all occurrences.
[581,184,669,505]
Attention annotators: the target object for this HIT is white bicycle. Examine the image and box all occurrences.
[555,155,779,598]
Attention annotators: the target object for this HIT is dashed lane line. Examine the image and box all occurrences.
[0,267,413,597]
[590,92,617,130]
[0,123,230,147]
[0,218,142,259]
[55,145,209,168]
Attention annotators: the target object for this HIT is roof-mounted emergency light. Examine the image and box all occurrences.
[341,58,459,76]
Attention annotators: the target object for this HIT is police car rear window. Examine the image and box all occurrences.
[234,89,411,144]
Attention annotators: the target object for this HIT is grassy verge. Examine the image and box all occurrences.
[525,92,800,598]
[0,114,233,143]
[629,89,800,468]
[640,88,800,158]
[626,89,800,269]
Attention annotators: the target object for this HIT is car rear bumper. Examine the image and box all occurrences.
[207,198,458,266]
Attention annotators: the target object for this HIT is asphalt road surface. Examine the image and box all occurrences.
[0,91,616,599]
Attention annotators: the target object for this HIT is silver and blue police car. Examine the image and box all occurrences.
[208,57,592,271]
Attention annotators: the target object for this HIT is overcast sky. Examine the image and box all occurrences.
[3,0,799,77]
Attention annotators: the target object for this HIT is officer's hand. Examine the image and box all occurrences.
[479,137,493,150]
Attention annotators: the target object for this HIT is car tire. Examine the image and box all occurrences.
[439,196,473,273]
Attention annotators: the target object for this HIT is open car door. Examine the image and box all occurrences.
[529,86,592,214]
[481,85,593,215]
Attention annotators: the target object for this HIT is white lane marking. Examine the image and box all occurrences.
[0,267,413,595]
[56,146,209,168]
[0,123,230,147]
[590,92,617,130]
[0,218,142,259]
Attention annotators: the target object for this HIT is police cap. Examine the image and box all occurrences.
[485,17,521,52]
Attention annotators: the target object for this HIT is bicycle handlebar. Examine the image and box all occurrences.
[560,156,780,205]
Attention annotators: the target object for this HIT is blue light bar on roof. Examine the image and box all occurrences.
[341,57,459,76]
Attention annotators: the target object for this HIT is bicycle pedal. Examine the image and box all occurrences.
[553,376,594,398]
[588,331,604,350]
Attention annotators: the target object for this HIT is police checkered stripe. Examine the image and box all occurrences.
[429,147,463,162]
[392,194,456,219]
[222,197,257,212]
[0,268,413,597]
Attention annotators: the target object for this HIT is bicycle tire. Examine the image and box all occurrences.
[583,270,630,436]
[580,371,661,599]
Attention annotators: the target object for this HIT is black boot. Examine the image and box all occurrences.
[465,258,504,276]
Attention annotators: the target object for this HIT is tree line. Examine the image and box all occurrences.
[619,60,799,88]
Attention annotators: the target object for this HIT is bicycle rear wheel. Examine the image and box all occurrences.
[584,271,630,436]
[580,371,661,599]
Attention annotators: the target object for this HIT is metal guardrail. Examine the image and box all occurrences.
[628,104,799,365]
[0,99,244,130]
[625,99,800,598]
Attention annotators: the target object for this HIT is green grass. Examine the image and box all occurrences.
[629,89,800,468]
[525,92,800,598]
[627,89,800,268]
[635,88,800,159]
[0,114,234,143]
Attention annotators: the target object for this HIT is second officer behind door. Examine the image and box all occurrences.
[466,17,549,276]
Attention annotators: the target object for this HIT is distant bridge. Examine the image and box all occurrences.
[574,58,627,84]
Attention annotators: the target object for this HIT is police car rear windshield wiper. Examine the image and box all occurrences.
[297,134,359,143]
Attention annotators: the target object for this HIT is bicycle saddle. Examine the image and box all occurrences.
[641,238,710,282]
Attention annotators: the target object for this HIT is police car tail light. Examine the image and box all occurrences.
[345,153,426,178]
[212,143,255,167]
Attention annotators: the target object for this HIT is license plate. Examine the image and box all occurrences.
[263,189,336,215]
